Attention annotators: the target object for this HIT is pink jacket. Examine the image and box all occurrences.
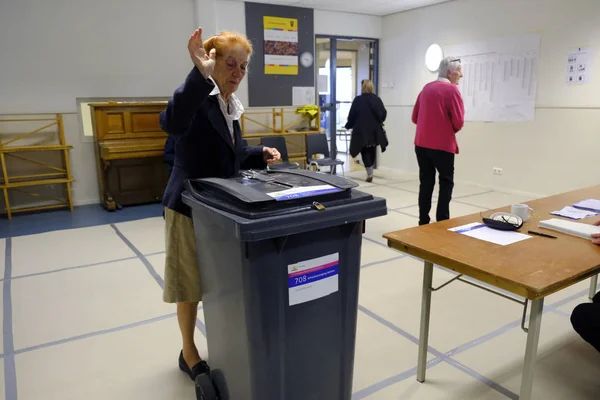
[412,80,465,154]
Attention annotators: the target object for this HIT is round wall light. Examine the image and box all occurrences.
[425,44,444,72]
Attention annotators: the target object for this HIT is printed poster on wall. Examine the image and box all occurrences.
[263,16,298,75]
[445,34,541,122]
[567,48,592,85]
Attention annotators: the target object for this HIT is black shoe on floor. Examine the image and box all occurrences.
[179,351,210,381]
[366,176,373,183]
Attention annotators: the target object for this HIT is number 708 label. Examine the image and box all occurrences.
[287,253,339,306]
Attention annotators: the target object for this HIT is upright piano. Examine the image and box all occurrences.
[90,102,169,210]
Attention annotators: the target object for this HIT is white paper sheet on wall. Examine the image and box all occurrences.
[567,48,592,85]
[318,75,328,93]
[292,86,315,106]
[444,34,541,122]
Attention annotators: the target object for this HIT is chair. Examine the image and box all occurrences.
[260,136,300,170]
[306,133,345,175]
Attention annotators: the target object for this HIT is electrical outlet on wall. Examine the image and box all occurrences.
[493,167,503,175]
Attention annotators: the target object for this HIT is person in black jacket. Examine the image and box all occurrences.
[162,135,176,219]
[160,27,281,381]
[163,135,176,176]
[571,221,600,352]
[345,79,388,182]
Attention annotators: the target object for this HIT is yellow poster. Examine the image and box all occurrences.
[263,16,299,75]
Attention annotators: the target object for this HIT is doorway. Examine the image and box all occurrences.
[315,36,379,173]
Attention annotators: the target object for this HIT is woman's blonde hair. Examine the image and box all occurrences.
[361,79,375,94]
[203,31,253,58]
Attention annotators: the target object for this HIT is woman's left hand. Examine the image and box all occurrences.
[263,147,281,164]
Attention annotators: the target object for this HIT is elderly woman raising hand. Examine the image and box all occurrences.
[160,27,280,381]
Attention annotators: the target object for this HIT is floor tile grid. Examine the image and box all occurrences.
[0,183,514,394]
[2,186,592,400]
[0,228,407,355]
[2,234,589,400]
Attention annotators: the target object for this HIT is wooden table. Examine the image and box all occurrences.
[384,185,600,400]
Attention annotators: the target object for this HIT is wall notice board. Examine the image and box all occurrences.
[245,2,314,107]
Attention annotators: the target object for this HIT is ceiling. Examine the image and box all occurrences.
[224,0,453,16]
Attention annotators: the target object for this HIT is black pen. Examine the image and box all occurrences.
[528,230,557,239]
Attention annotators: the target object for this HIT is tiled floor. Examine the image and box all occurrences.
[2,169,599,400]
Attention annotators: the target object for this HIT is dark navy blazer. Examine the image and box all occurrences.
[160,68,265,217]
[163,135,176,176]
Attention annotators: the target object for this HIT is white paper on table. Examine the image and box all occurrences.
[573,199,600,212]
[550,206,598,220]
[449,222,532,246]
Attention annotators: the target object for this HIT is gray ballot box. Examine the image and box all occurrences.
[182,169,387,400]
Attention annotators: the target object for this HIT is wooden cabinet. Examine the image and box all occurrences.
[90,102,169,210]
[0,114,74,219]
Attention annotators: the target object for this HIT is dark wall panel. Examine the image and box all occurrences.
[245,2,314,107]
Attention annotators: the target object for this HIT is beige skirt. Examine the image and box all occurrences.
[163,207,202,303]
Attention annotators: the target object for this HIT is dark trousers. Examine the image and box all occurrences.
[571,292,600,353]
[361,146,377,168]
[415,146,455,225]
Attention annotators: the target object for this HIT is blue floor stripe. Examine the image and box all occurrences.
[352,358,444,399]
[111,224,164,289]
[550,308,572,318]
[195,318,206,336]
[10,256,138,281]
[391,209,419,219]
[14,313,177,355]
[360,255,406,270]
[3,238,17,400]
[363,235,396,250]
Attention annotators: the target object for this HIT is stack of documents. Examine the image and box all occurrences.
[550,206,598,220]
[539,218,600,240]
[573,199,600,212]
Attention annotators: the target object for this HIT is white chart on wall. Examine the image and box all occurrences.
[444,34,541,122]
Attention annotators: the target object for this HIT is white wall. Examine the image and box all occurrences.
[314,10,382,39]
[356,45,371,93]
[1,0,195,113]
[379,0,600,197]
[216,0,250,105]
[0,0,196,205]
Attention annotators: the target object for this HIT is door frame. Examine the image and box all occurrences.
[315,35,380,161]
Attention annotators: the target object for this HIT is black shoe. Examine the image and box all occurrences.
[179,351,210,381]
[366,176,373,183]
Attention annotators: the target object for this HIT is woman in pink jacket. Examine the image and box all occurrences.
[412,57,464,225]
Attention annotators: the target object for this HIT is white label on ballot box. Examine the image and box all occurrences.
[268,185,341,201]
[288,253,339,306]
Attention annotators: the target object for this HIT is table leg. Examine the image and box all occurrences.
[417,261,434,383]
[519,298,544,400]
[589,274,598,300]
